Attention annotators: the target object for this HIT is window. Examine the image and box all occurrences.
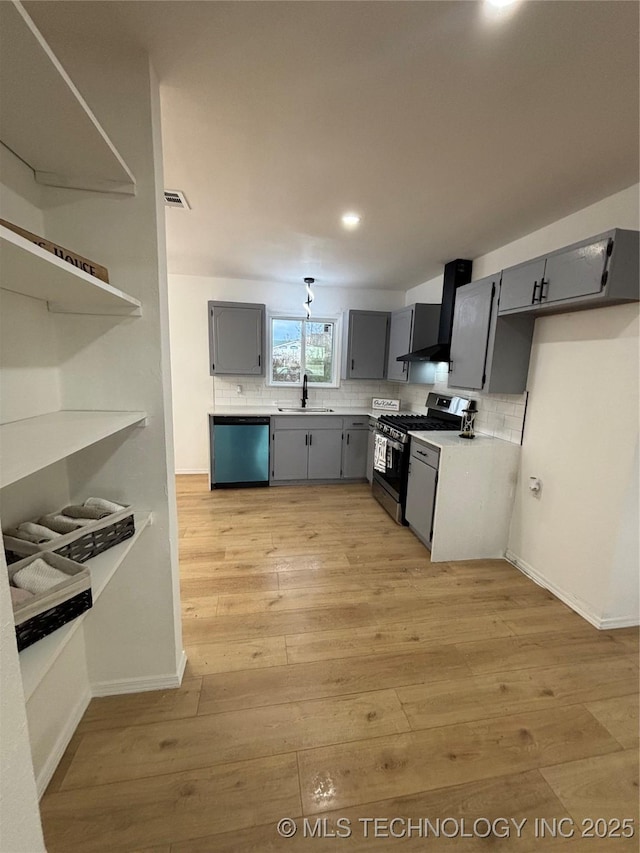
[269,317,339,386]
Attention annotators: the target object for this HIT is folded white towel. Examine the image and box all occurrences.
[62,505,110,520]
[12,558,70,595]
[18,522,62,541]
[60,516,95,527]
[3,527,43,544]
[373,434,388,473]
[10,586,34,608]
[84,497,125,513]
[39,514,81,534]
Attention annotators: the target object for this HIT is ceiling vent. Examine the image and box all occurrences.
[164,189,190,209]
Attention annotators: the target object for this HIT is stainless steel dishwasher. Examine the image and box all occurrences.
[209,415,270,488]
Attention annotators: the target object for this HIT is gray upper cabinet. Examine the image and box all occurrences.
[342,310,390,379]
[386,304,441,383]
[498,258,546,313]
[448,277,494,390]
[498,229,639,317]
[386,306,413,382]
[542,236,610,302]
[449,274,534,394]
[208,301,264,375]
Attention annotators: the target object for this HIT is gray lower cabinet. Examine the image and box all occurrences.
[405,443,439,548]
[308,430,343,479]
[271,430,308,480]
[208,301,264,375]
[498,229,639,317]
[271,416,369,482]
[271,416,344,481]
[366,419,376,484]
[342,310,390,379]
[449,274,534,394]
[342,429,368,479]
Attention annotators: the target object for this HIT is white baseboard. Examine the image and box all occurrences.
[175,468,208,475]
[505,550,640,630]
[37,687,91,799]
[90,650,188,697]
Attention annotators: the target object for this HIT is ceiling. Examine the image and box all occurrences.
[26,1,640,290]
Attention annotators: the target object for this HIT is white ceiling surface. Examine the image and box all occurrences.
[26,1,639,291]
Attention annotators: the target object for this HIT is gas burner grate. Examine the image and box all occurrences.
[378,414,461,432]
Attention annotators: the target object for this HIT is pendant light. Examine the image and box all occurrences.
[304,277,315,318]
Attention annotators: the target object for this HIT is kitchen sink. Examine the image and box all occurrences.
[277,407,334,413]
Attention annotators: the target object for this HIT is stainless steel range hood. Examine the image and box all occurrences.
[397,258,472,363]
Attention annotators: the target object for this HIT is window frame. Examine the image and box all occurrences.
[267,312,342,388]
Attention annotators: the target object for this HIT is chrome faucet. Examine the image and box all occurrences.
[301,373,308,408]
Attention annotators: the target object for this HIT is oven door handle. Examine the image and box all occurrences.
[376,433,405,453]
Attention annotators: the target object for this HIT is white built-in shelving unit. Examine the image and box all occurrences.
[0,1,136,194]
[18,512,153,702]
[0,227,142,315]
[0,0,183,811]
[0,411,147,488]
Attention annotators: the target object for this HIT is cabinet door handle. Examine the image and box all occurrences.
[258,354,261,367]
[309,434,312,446]
[351,359,355,371]
[531,281,540,303]
[539,278,548,301]
[448,361,453,374]
[347,434,350,445]
[305,434,308,446]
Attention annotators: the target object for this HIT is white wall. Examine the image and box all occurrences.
[0,147,50,853]
[464,183,639,627]
[0,149,62,425]
[0,569,45,852]
[168,274,405,473]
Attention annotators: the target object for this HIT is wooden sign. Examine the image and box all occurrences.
[372,398,400,411]
[0,218,109,283]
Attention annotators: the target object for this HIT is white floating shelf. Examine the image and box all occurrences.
[0,227,142,316]
[0,411,147,488]
[89,512,152,600]
[19,512,153,701]
[0,1,136,195]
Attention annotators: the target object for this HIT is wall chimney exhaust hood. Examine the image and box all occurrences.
[397,258,472,362]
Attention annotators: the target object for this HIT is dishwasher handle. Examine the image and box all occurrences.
[213,416,270,426]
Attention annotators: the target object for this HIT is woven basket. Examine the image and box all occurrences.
[3,506,135,565]
[9,552,92,651]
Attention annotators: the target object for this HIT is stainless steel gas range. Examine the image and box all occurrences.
[372,392,469,524]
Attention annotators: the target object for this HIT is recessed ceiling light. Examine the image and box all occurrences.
[341,212,361,229]
[486,0,519,7]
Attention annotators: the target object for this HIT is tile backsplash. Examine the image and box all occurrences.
[213,368,526,444]
[213,377,404,411]
[400,364,527,444]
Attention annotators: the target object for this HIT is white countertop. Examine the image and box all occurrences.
[408,430,517,449]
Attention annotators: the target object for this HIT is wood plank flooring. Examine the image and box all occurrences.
[40,476,639,852]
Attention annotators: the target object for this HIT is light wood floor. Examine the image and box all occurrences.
[41,476,639,852]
